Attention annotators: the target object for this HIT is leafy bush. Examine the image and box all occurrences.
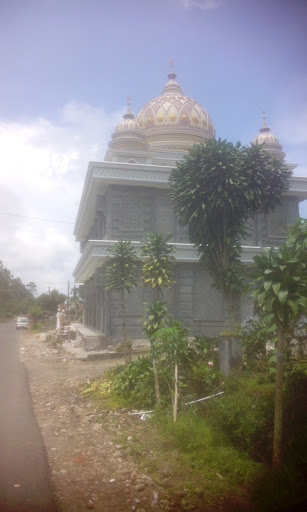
[109,356,171,408]
[237,318,273,364]
[179,335,223,397]
[30,321,44,333]
[103,335,224,410]
[142,300,171,337]
[206,377,275,461]
[187,360,223,397]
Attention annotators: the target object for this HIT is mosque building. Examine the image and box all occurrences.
[73,62,307,345]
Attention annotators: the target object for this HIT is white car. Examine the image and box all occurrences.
[16,317,29,330]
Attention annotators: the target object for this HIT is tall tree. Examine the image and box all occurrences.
[169,138,291,325]
[105,241,139,363]
[249,219,307,467]
[26,282,37,296]
[141,232,176,403]
[36,289,67,314]
[0,261,33,318]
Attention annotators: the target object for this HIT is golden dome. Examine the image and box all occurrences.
[135,61,215,148]
[253,112,285,161]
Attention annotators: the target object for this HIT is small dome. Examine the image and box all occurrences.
[109,97,148,152]
[135,61,215,149]
[253,112,285,161]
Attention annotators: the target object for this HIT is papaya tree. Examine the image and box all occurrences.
[141,232,176,403]
[105,241,139,363]
[249,218,307,468]
[152,320,189,422]
[169,138,291,325]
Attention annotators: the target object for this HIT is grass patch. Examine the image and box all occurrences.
[151,409,261,485]
[79,361,307,511]
[80,377,128,409]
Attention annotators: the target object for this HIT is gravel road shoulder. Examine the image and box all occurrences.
[19,331,253,512]
[19,331,170,512]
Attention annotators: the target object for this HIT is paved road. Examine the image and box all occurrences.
[0,322,58,512]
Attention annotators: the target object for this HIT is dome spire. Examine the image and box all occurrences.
[168,58,176,80]
[123,96,134,120]
[259,110,270,133]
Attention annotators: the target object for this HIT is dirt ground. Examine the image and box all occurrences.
[19,331,253,512]
[19,331,179,512]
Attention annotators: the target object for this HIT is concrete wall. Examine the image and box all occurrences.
[81,185,300,341]
[83,263,251,341]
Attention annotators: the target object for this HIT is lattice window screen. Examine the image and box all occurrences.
[119,198,144,231]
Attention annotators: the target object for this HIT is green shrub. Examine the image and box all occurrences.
[206,377,275,461]
[105,336,224,409]
[30,321,44,333]
[178,335,223,398]
[109,356,171,408]
[188,360,223,396]
[237,318,273,365]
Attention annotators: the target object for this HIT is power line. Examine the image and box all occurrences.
[0,212,74,224]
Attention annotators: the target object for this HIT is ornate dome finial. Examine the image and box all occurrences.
[260,110,270,133]
[123,96,134,120]
[168,58,176,80]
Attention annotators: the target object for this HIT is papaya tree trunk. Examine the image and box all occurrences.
[152,286,161,404]
[152,357,160,404]
[273,320,285,468]
[173,350,178,423]
[121,289,128,364]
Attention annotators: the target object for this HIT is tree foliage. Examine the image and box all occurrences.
[142,300,171,338]
[140,232,176,403]
[105,240,139,362]
[0,260,34,319]
[169,138,291,322]
[249,218,307,468]
[250,219,307,329]
[152,320,189,422]
[36,289,67,315]
[105,240,139,295]
[141,232,175,300]
[26,281,37,296]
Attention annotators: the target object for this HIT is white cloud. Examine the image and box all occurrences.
[0,102,123,294]
[171,0,221,10]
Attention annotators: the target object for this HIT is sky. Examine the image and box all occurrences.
[0,0,306,295]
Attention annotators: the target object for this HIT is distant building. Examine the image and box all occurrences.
[73,63,307,341]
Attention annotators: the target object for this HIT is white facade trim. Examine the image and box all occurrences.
[73,239,267,283]
[74,159,307,239]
